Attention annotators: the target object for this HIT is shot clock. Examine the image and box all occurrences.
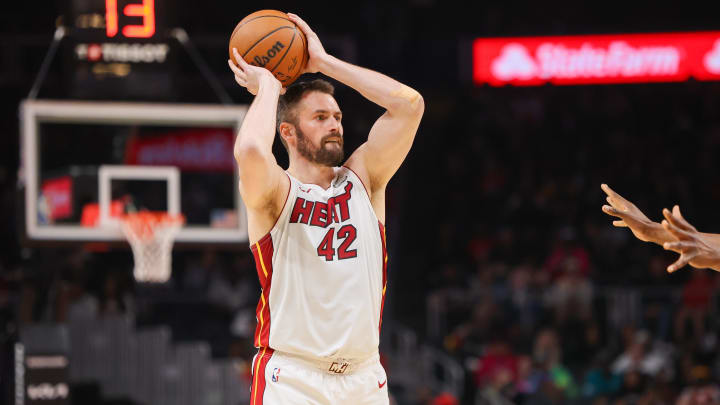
[104,0,157,38]
[63,0,176,100]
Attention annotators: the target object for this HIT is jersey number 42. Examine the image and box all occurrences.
[317,225,358,261]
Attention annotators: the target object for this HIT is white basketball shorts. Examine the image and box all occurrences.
[249,348,389,405]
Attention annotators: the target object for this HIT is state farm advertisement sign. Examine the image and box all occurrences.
[474,31,720,86]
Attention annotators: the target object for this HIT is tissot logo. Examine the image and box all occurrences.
[75,43,169,63]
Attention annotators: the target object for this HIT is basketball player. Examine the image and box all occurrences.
[601,183,720,273]
[227,13,423,405]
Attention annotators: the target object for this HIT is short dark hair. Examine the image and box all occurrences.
[276,79,335,151]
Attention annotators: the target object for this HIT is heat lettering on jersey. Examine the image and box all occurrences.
[310,202,330,227]
[289,182,358,262]
[289,198,314,224]
[289,183,353,226]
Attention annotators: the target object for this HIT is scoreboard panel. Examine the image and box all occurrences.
[63,0,177,100]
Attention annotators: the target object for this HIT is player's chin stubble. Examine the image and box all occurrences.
[296,128,344,167]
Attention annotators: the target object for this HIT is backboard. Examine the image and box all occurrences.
[21,99,249,245]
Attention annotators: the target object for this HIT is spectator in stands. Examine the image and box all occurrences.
[543,228,593,322]
[582,352,622,399]
[613,369,648,404]
[514,354,534,395]
[543,228,590,280]
[544,254,593,323]
[675,270,715,343]
[476,365,517,405]
[611,330,673,379]
[642,255,675,341]
[676,384,720,405]
[530,328,579,401]
[506,264,543,331]
[445,297,505,355]
[475,341,517,387]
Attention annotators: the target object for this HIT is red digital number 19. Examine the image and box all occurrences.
[106,0,156,38]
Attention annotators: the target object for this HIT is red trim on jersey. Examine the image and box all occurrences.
[378,222,388,334]
[250,347,274,405]
[250,234,275,348]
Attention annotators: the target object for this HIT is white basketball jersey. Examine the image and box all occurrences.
[250,166,388,360]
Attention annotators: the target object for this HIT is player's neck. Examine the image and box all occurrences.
[287,158,336,189]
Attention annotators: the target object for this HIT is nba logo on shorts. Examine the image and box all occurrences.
[271,368,281,382]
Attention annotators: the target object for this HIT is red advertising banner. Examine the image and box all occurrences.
[473,31,720,86]
[124,128,235,171]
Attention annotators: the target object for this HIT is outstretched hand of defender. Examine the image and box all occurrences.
[286,13,329,74]
[228,48,285,96]
[661,206,720,273]
[601,184,671,245]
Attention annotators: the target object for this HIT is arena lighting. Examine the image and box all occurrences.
[473,31,720,86]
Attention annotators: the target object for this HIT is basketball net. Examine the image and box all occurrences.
[120,211,185,283]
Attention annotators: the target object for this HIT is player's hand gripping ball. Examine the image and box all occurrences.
[229,10,308,87]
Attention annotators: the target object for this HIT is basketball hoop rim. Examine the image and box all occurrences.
[120,211,185,242]
[119,211,186,224]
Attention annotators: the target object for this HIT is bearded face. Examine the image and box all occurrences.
[295,126,344,167]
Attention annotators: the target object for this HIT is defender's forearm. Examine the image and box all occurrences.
[693,233,720,271]
[700,233,720,268]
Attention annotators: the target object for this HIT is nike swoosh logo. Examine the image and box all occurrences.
[378,380,387,389]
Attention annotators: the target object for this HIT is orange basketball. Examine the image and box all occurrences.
[229,10,308,87]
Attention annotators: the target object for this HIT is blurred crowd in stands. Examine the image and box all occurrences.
[2,81,720,404]
[397,82,720,404]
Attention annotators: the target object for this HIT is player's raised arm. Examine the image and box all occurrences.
[287,13,424,195]
[600,183,675,245]
[228,50,289,240]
